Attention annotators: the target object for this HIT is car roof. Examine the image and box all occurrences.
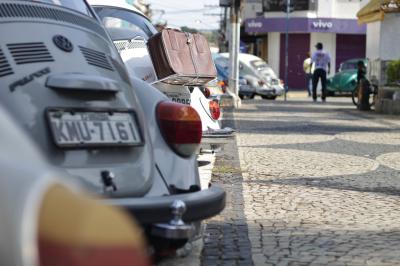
[87,0,144,16]
[219,52,267,65]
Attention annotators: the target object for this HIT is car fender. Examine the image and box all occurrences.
[190,87,221,131]
[130,78,201,191]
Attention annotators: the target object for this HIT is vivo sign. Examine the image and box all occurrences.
[247,20,263,28]
[311,20,333,29]
[245,18,366,34]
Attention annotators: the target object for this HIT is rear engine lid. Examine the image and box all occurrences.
[0,0,154,198]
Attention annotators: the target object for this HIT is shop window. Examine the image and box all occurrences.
[262,0,317,12]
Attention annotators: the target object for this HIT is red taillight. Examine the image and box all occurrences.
[156,101,202,157]
[258,80,265,86]
[202,87,211,98]
[209,100,220,120]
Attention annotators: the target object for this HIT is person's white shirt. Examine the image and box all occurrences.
[311,50,331,72]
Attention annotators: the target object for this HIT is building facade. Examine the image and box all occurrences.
[242,0,367,90]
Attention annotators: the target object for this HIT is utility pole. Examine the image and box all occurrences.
[219,7,228,52]
[227,0,241,108]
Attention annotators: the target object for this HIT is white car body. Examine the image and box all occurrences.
[0,0,224,251]
[219,53,284,99]
[0,107,147,266]
[0,106,57,266]
[89,0,200,191]
[89,2,226,245]
[89,0,222,135]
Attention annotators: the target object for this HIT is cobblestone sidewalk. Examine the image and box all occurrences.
[202,97,400,266]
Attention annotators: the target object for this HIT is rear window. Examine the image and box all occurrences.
[251,60,268,70]
[341,62,358,71]
[93,7,157,40]
[22,0,93,16]
[251,60,277,78]
[214,57,229,69]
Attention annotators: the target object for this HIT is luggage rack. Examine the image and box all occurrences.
[150,75,211,87]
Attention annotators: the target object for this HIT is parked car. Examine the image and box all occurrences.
[89,0,234,145]
[214,55,256,99]
[0,106,149,266]
[0,0,225,252]
[218,53,284,99]
[327,58,367,96]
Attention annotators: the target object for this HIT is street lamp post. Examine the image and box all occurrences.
[283,0,291,102]
[227,0,241,108]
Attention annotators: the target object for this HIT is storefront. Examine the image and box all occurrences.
[244,17,366,90]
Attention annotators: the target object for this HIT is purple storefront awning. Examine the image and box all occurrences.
[245,17,366,34]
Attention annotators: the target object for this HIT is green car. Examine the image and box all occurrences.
[327,58,367,95]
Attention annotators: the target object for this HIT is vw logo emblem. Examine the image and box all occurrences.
[53,35,73,52]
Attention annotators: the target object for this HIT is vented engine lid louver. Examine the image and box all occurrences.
[0,2,109,41]
[7,42,54,65]
[79,46,114,71]
[0,48,13,78]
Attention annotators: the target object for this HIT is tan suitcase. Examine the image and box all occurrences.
[147,29,217,86]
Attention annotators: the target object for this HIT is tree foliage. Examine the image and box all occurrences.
[387,60,400,86]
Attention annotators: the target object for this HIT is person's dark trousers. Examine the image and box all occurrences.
[305,73,313,96]
[312,69,327,100]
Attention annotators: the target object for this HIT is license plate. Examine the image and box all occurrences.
[47,109,142,147]
[164,92,191,105]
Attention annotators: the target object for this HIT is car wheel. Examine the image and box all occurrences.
[249,94,255,99]
[239,94,244,100]
[261,95,277,100]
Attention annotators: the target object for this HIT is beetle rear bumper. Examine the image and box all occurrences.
[106,185,225,224]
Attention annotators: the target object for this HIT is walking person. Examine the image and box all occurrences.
[311,42,331,102]
[303,52,313,96]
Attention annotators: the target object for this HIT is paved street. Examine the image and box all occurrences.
[201,96,400,266]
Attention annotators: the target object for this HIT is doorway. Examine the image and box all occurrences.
[336,34,366,71]
[279,33,310,90]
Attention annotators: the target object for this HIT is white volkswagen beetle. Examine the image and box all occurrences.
[219,53,284,100]
[88,0,234,146]
[0,0,225,254]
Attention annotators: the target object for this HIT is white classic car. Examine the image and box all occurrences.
[0,0,225,254]
[89,0,234,144]
[219,53,284,100]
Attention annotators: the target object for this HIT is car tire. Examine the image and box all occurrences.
[249,94,255,99]
[261,95,277,100]
[239,94,244,100]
